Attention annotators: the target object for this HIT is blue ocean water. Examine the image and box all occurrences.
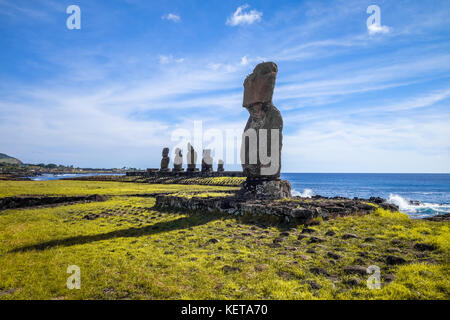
[281,173,450,218]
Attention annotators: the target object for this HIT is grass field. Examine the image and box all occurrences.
[0,180,448,299]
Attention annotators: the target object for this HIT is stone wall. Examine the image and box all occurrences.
[154,194,389,224]
[126,170,244,178]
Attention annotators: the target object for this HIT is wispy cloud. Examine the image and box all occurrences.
[162,13,180,22]
[158,55,185,65]
[368,24,390,35]
[226,4,262,26]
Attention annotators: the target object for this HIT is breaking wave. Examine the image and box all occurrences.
[387,194,450,218]
[292,188,314,198]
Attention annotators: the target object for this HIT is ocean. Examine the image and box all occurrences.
[281,173,450,219]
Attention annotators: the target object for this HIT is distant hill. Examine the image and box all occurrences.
[0,153,23,165]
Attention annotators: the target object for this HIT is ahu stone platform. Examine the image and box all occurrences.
[126,170,244,178]
[155,194,398,224]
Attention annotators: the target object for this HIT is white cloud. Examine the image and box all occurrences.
[158,55,170,64]
[240,56,249,65]
[162,13,181,22]
[368,23,390,35]
[158,55,185,65]
[226,4,262,26]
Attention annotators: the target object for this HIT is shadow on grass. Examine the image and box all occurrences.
[10,211,223,253]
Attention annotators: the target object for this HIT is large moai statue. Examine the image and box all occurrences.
[201,149,213,173]
[160,147,170,172]
[217,160,224,172]
[238,62,291,199]
[173,148,184,172]
[186,143,198,172]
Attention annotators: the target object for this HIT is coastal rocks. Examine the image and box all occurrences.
[368,197,399,211]
[423,213,450,222]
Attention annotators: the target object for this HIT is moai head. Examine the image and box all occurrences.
[162,147,169,157]
[243,61,278,118]
[202,149,212,163]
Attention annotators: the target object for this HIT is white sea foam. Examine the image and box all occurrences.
[292,188,314,198]
[387,194,450,218]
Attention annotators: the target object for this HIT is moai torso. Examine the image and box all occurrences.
[201,149,213,172]
[217,160,224,172]
[186,144,198,172]
[173,148,184,171]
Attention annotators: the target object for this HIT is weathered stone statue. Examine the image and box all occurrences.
[173,148,184,172]
[201,149,213,173]
[186,143,198,172]
[239,62,291,199]
[217,160,224,172]
[160,147,170,172]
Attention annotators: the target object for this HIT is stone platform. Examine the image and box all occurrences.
[237,178,291,200]
[126,170,244,178]
[154,194,395,224]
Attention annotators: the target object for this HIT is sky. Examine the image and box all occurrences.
[0,0,449,173]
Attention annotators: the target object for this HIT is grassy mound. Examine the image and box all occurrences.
[0,180,448,300]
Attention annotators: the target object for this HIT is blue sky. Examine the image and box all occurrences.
[0,0,449,172]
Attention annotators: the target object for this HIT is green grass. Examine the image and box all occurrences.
[0,180,448,300]
[0,180,238,198]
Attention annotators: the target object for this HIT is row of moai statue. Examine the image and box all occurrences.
[160,143,224,173]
